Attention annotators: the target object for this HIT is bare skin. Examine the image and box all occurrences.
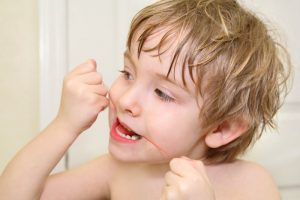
[107,154,280,200]
[0,48,281,200]
[0,60,280,200]
[37,153,280,200]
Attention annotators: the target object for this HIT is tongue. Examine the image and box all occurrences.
[118,123,137,136]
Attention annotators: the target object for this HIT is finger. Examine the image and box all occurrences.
[169,158,200,178]
[86,94,109,112]
[78,72,103,85]
[70,59,97,75]
[87,85,108,96]
[171,157,212,186]
[161,186,178,200]
[97,96,110,112]
[188,159,206,174]
[180,157,208,176]
[189,159,211,182]
[164,171,182,186]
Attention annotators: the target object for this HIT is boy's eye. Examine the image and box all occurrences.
[119,70,133,80]
[155,89,175,102]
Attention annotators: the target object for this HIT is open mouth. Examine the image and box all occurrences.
[111,118,142,142]
[110,118,169,157]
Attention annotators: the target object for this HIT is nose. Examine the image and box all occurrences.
[118,85,142,117]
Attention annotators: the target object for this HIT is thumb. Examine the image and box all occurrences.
[88,59,97,71]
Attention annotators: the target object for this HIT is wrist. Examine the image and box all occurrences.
[52,116,82,137]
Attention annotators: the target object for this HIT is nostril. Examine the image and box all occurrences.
[125,108,136,117]
[125,108,132,115]
[124,103,141,117]
[115,85,142,117]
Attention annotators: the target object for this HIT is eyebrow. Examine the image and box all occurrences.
[123,50,190,93]
[124,50,136,71]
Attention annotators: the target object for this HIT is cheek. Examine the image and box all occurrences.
[108,101,115,128]
[108,78,123,126]
[148,107,202,153]
[109,78,121,101]
[108,77,127,105]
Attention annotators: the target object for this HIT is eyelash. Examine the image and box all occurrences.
[155,89,175,102]
[119,70,133,80]
[119,69,175,102]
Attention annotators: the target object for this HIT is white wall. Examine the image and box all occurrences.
[241,1,300,198]
[65,0,155,168]
[0,0,299,199]
[65,1,300,199]
[0,0,39,172]
[66,0,117,167]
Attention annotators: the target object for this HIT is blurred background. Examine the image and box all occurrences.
[0,0,299,199]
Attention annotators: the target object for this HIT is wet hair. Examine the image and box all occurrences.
[127,0,291,163]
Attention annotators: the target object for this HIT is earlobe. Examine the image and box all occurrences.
[205,118,248,148]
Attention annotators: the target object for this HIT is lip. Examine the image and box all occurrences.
[110,118,141,143]
[118,118,135,134]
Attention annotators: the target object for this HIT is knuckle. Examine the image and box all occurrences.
[86,59,96,70]
[95,73,103,81]
[87,95,98,105]
[104,98,110,106]
[101,87,109,96]
[95,75,103,85]
[170,158,180,168]
[178,181,189,193]
[191,175,202,184]
[91,108,100,116]
[101,85,109,94]
[164,187,178,200]
[99,98,109,110]
[196,160,204,167]
[77,86,86,98]
[64,78,76,90]
[89,72,102,84]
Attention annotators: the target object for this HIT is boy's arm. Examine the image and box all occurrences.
[40,154,113,200]
[0,60,109,200]
[0,118,79,200]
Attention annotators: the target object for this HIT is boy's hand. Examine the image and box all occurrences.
[56,59,109,135]
[160,157,216,200]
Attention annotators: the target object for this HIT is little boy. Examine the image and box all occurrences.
[0,0,291,199]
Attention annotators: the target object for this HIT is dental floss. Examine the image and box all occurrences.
[143,136,169,158]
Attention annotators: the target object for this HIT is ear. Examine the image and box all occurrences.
[205,118,248,148]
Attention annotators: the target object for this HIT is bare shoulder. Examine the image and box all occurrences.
[41,154,116,200]
[208,159,281,200]
[229,160,281,199]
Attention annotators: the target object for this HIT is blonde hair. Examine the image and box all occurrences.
[127,0,291,163]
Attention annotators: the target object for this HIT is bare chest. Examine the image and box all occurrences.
[109,174,165,200]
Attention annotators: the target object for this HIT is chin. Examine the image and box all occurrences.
[108,144,142,163]
[108,141,171,165]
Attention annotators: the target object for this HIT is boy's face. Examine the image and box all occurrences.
[108,30,206,163]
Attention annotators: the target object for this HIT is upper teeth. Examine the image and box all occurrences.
[124,126,132,132]
[117,131,140,140]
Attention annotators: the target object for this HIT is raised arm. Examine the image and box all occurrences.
[0,60,109,200]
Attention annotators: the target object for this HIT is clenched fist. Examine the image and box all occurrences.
[56,59,109,135]
[160,157,216,200]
